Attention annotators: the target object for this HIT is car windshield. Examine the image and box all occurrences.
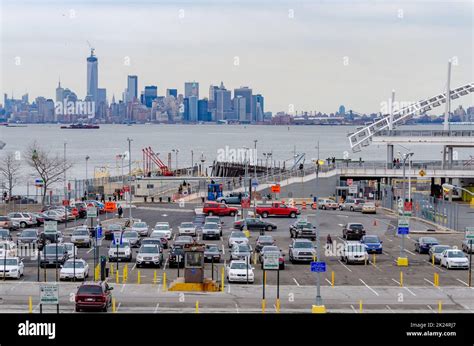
[433,246,450,253]
[180,223,194,228]
[259,236,273,243]
[108,225,122,231]
[364,237,379,243]
[206,246,219,252]
[77,285,102,295]
[349,224,364,230]
[64,244,73,250]
[263,246,279,252]
[230,262,249,270]
[206,217,220,223]
[0,259,18,265]
[73,230,89,236]
[294,242,313,248]
[231,232,246,238]
[154,225,169,230]
[448,251,465,258]
[44,245,65,254]
[204,223,218,229]
[140,246,159,253]
[151,231,166,238]
[64,261,84,268]
[237,245,251,252]
[0,230,9,237]
[142,239,161,245]
[134,222,146,228]
[297,222,313,228]
[423,238,438,243]
[21,230,36,237]
[123,232,137,238]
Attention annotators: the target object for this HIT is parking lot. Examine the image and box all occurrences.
[1,202,473,313]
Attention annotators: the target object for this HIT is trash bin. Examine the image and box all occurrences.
[168,197,171,203]
[144,196,148,203]
[151,197,155,203]
[159,197,162,203]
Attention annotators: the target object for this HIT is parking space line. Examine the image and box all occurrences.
[424,278,436,287]
[163,259,168,270]
[154,303,159,313]
[116,302,121,312]
[121,284,126,292]
[390,279,417,296]
[221,244,225,255]
[235,303,239,313]
[350,305,357,313]
[427,304,434,313]
[456,279,469,287]
[131,264,136,271]
[337,260,352,272]
[385,238,393,242]
[386,305,393,312]
[325,278,332,285]
[293,278,300,287]
[433,265,445,272]
[359,279,379,296]
[86,248,94,254]
[398,246,416,256]
[337,224,344,227]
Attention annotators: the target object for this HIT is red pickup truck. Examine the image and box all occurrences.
[256,202,300,218]
[203,201,238,216]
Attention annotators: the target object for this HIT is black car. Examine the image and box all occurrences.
[204,244,222,263]
[289,221,316,240]
[233,218,277,232]
[342,223,366,240]
[40,244,69,267]
[168,245,185,268]
[104,224,123,240]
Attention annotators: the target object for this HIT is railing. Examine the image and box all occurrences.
[374,129,474,137]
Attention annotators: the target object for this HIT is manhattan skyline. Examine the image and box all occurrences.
[1,0,473,113]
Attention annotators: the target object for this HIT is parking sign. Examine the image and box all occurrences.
[310,261,326,273]
[40,284,59,305]
[397,218,410,235]
[87,207,97,218]
[43,221,58,234]
[263,252,279,270]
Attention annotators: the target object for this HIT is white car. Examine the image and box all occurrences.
[0,257,24,279]
[63,242,78,259]
[7,212,35,228]
[136,244,163,268]
[108,240,133,262]
[132,221,149,237]
[228,231,249,248]
[440,249,469,269]
[0,241,17,257]
[59,259,89,280]
[178,222,197,236]
[70,227,92,248]
[226,260,254,283]
[153,222,172,240]
[341,241,368,264]
[361,202,376,214]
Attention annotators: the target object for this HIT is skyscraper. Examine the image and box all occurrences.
[166,89,177,98]
[56,79,64,102]
[234,96,246,122]
[127,75,138,102]
[188,96,198,122]
[338,105,346,115]
[86,49,98,102]
[216,88,232,121]
[185,82,199,98]
[144,86,158,108]
[252,94,265,122]
[234,87,252,121]
[198,99,210,122]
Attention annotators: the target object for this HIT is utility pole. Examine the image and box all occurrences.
[398,152,413,266]
[253,140,257,216]
[85,156,90,195]
[64,142,67,229]
[191,150,194,176]
[444,60,452,131]
[127,138,133,221]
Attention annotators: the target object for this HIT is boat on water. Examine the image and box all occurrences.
[60,123,100,129]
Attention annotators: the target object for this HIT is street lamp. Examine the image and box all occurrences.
[172,149,179,175]
[127,138,133,221]
[191,150,194,176]
[397,151,414,267]
[85,156,90,195]
[253,140,258,216]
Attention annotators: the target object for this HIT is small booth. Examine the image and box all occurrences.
[184,243,205,283]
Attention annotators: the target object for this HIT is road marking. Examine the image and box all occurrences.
[385,238,393,242]
[325,278,332,285]
[359,279,379,296]
[456,279,469,287]
[121,284,126,292]
[398,246,416,256]
[336,215,349,218]
[87,248,94,254]
[350,305,357,313]
[221,244,225,255]
[338,223,344,227]
[391,278,416,296]
[293,278,300,286]
[427,304,434,313]
[433,265,445,272]
[424,278,435,286]
[116,302,121,312]
[235,303,239,313]
[337,260,352,272]
[163,258,168,270]
[227,284,231,293]
[131,264,136,271]
[273,304,278,312]
[386,305,393,312]
[154,303,159,313]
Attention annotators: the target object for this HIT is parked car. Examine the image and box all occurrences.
[0,257,24,279]
[17,229,38,244]
[428,245,452,264]
[440,249,469,269]
[228,231,249,248]
[256,202,300,218]
[141,237,165,249]
[136,244,163,268]
[414,237,439,254]
[205,216,223,234]
[289,220,316,240]
[461,239,474,254]
[361,202,376,214]
[121,230,140,247]
[230,243,253,261]
[0,241,17,257]
[202,222,221,240]
[226,260,254,283]
[174,235,194,245]
[104,224,123,240]
[75,281,113,312]
[168,244,185,268]
[74,202,88,218]
[63,242,77,259]
[233,218,277,232]
[288,239,316,263]
[204,244,222,263]
[338,198,365,212]
[71,227,92,248]
[108,240,132,262]
[203,202,238,216]
[0,228,12,241]
[60,259,89,281]
[255,235,275,253]
[216,193,248,205]
[0,216,13,230]
[153,222,173,240]
[131,221,149,237]
[27,213,44,226]
[148,231,169,249]
[259,245,285,270]
[341,241,369,264]
[7,212,35,228]
[178,222,197,236]
[317,198,338,210]
[342,223,366,240]
[360,235,383,254]
[40,243,68,267]
[42,210,65,222]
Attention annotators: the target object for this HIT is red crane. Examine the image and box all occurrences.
[142,147,173,176]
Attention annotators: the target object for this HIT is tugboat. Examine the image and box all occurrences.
[60,123,100,129]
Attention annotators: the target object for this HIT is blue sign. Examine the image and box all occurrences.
[397,228,409,235]
[113,232,122,245]
[252,179,259,187]
[97,226,102,238]
[310,261,326,273]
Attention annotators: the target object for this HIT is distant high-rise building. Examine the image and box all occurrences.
[198,99,211,121]
[56,79,64,102]
[216,85,232,121]
[188,96,198,122]
[234,87,252,121]
[209,85,219,102]
[338,105,346,115]
[234,96,246,122]
[182,98,189,121]
[166,89,177,98]
[185,82,199,98]
[127,75,138,102]
[252,94,264,122]
[144,86,158,108]
[86,49,98,102]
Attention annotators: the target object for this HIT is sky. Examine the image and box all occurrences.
[0,0,473,114]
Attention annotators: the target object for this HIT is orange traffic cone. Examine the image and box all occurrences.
[302,201,307,210]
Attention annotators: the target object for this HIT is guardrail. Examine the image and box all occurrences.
[374,129,474,137]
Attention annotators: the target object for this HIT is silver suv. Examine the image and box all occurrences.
[339,198,365,212]
[7,212,35,228]
[288,239,316,263]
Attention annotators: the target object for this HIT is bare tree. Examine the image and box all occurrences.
[0,152,22,200]
[25,142,73,205]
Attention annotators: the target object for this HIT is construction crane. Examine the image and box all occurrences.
[142,147,173,176]
[86,40,95,56]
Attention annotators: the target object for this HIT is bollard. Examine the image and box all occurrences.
[400,271,403,287]
[115,270,119,284]
[432,254,435,266]
[153,270,157,285]
[195,301,199,313]
[438,300,442,313]
[110,265,114,276]
[29,296,33,313]
[373,253,376,265]
[359,300,363,313]
[122,265,128,284]
[264,271,267,286]
[162,272,167,291]
[112,298,116,313]
[434,273,439,287]
[221,267,225,292]
[262,299,266,313]
[137,270,141,285]
[253,253,257,265]
[331,271,335,287]
[276,298,280,313]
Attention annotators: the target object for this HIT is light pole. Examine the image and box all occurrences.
[242,146,250,233]
[127,138,133,221]
[200,152,205,177]
[398,151,414,266]
[253,140,257,216]
[85,156,90,196]
[191,150,194,176]
[172,149,179,175]
[64,142,68,228]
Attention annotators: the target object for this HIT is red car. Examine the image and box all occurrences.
[256,202,300,218]
[75,281,113,312]
[203,202,238,216]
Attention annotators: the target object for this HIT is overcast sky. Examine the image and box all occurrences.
[1,0,472,113]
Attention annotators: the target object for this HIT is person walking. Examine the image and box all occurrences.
[118,205,123,218]
[326,234,333,252]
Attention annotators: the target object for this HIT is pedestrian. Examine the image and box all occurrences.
[118,205,123,218]
[239,176,242,187]
[393,158,396,168]
[326,234,333,252]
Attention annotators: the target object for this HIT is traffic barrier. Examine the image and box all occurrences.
[112,298,116,313]
[302,201,307,210]
[276,298,280,313]
[331,271,335,287]
[220,267,225,292]
[195,301,199,313]
[434,273,439,287]
[311,202,317,209]
[400,272,403,287]
[162,272,167,291]
[359,300,363,313]
[137,270,141,284]
[438,300,442,313]
[28,296,33,313]
[262,299,266,313]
